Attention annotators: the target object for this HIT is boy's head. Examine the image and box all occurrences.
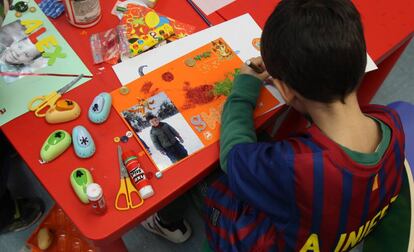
[261,0,366,104]
[2,38,41,65]
[145,113,160,127]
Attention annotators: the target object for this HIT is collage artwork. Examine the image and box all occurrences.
[111,38,280,171]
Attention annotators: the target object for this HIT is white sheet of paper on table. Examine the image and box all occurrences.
[114,14,264,85]
[191,0,236,15]
[113,14,377,86]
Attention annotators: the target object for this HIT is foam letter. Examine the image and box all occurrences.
[36,35,58,52]
[42,45,66,66]
[21,19,43,34]
[190,114,207,132]
[27,27,46,44]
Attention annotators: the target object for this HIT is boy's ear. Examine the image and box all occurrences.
[272,79,296,105]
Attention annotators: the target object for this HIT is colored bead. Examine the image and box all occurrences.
[126,131,133,138]
[120,136,129,143]
[113,137,120,143]
[155,171,162,179]
[119,87,130,95]
[184,58,196,67]
[14,1,29,12]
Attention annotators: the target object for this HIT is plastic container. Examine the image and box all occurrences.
[122,150,154,199]
[142,0,158,8]
[27,205,97,252]
[86,183,107,215]
[62,0,102,28]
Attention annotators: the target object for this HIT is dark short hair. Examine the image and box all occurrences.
[145,113,157,121]
[261,0,367,103]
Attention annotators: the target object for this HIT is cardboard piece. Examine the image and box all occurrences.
[0,0,91,126]
[111,38,281,171]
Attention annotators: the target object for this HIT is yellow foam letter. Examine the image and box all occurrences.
[21,19,43,34]
[300,234,320,252]
[35,36,58,52]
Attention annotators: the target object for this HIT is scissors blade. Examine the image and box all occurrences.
[57,74,84,94]
[117,145,129,178]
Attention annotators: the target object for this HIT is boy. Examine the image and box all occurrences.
[146,113,188,163]
[204,0,406,251]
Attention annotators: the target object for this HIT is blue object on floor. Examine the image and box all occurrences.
[39,0,65,19]
[389,101,414,169]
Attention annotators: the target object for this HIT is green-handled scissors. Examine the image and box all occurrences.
[27,74,84,117]
[115,145,144,211]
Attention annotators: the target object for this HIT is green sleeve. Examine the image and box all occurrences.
[219,74,262,173]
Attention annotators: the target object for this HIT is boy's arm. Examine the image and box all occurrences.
[166,123,182,141]
[220,74,263,172]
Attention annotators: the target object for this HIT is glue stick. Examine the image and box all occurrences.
[122,150,154,199]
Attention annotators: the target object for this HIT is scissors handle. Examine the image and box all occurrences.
[125,178,144,209]
[28,91,61,117]
[115,179,144,211]
[115,180,130,211]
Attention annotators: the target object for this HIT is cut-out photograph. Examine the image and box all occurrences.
[0,20,48,83]
[121,92,204,171]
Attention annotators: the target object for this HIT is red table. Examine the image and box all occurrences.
[2,0,413,250]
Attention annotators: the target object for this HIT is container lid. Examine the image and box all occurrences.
[122,150,137,163]
[86,183,102,201]
[139,185,154,199]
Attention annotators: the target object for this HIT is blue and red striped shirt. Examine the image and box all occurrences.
[205,105,405,251]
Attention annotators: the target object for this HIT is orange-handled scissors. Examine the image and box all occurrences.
[27,74,83,117]
[115,145,144,211]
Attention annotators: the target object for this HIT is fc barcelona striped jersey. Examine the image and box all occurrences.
[206,105,405,251]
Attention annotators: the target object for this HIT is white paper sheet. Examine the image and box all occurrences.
[191,0,235,15]
[113,14,377,86]
[113,14,263,85]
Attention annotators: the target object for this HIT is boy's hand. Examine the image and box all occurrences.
[240,57,270,81]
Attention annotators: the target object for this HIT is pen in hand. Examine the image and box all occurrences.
[245,59,265,74]
[244,59,273,85]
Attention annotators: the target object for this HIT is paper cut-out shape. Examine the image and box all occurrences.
[201,107,222,130]
[190,114,207,132]
[203,131,213,141]
[42,45,67,65]
[128,99,155,115]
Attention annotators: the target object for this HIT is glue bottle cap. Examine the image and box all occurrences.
[139,185,154,199]
[122,150,137,163]
[86,183,103,201]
